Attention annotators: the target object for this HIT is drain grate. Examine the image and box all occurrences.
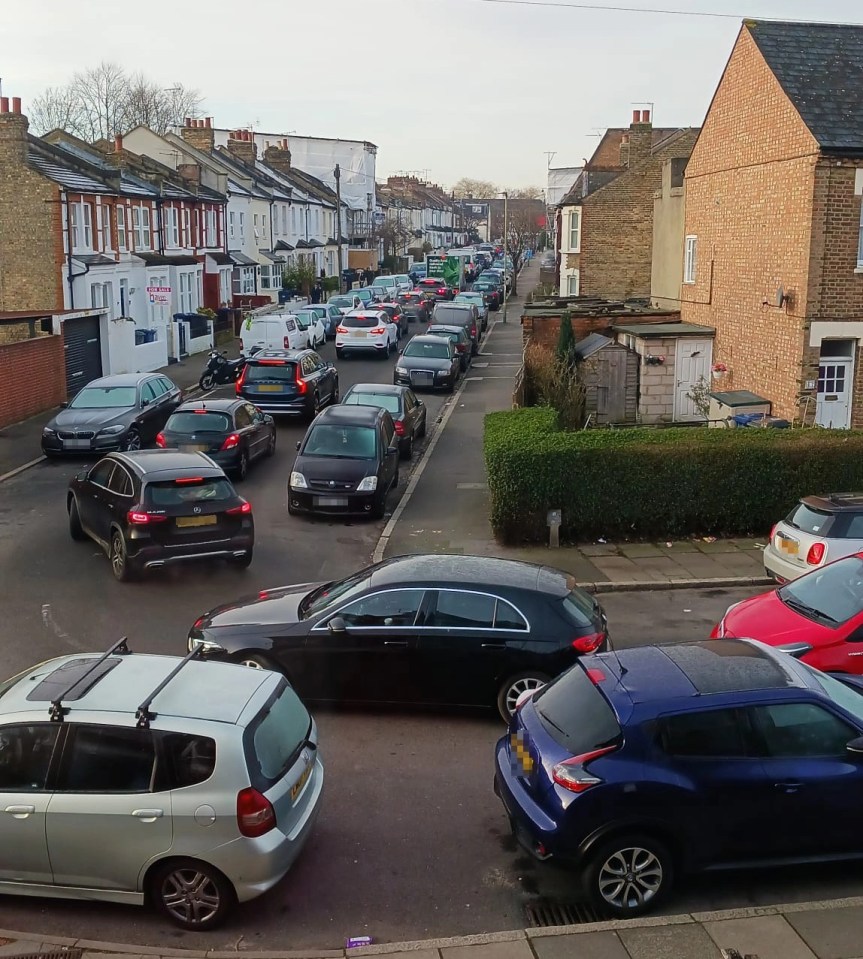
[525,899,602,927]
[5,951,83,959]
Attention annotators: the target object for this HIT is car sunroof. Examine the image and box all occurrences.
[662,642,792,694]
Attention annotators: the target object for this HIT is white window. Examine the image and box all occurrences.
[119,277,129,317]
[90,281,113,318]
[239,212,245,241]
[82,203,93,249]
[260,264,272,290]
[205,209,216,247]
[133,206,151,250]
[241,266,256,295]
[99,203,111,250]
[184,208,192,247]
[178,271,195,313]
[291,207,297,235]
[262,213,267,237]
[69,203,80,250]
[253,213,259,233]
[858,206,863,268]
[684,235,698,284]
[568,208,581,252]
[219,268,232,304]
[229,211,236,243]
[566,271,580,296]
[116,205,127,251]
[167,207,180,248]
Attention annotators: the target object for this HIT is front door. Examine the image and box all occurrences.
[816,359,853,429]
[674,338,713,422]
[149,274,172,357]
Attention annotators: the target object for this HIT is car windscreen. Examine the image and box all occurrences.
[372,279,394,288]
[785,502,835,536]
[166,411,232,434]
[343,392,401,414]
[778,555,863,625]
[532,663,622,753]
[404,340,450,359]
[300,570,372,618]
[303,424,377,458]
[343,315,383,328]
[456,295,481,304]
[144,477,235,507]
[69,386,137,409]
[330,297,354,309]
[244,361,298,382]
[245,678,311,791]
[801,664,863,725]
[293,313,313,328]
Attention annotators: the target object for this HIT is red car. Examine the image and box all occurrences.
[711,551,863,673]
[416,278,456,301]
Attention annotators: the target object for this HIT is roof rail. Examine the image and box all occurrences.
[49,636,131,722]
[135,646,203,729]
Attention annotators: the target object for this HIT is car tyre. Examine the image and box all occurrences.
[234,652,277,670]
[150,858,235,931]
[199,372,216,392]
[585,834,673,919]
[266,430,276,457]
[400,434,413,460]
[68,498,86,541]
[336,348,345,360]
[418,416,427,439]
[331,379,340,404]
[496,671,550,722]
[122,428,142,452]
[234,449,249,482]
[371,488,387,520]
[228,551,253,569]
[110,529,134,582]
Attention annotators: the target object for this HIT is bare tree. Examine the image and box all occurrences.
[29,85,83,135]
[374,217,415,262]
[125,75,202,134]
[452,177,498,199]
[507,186,544,200]
[73,62,132,141]
[505,207,540,297]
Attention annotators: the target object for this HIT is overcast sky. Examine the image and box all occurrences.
[4,0,862,192]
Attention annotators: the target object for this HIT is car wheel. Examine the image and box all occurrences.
[150,858,235,931]
[310,393,321,418]
[371,488,387,520]
[228,551,253,569]
[122,428,142,452]
[266,430,276,457]
[234,652,276,670]
[446,377,455,394]
[110,530,133,582]
[496,672,550,722]
[288,498,299,516]
[585,835,673,919]
[331,379,340,404]
[234,449,249,482]
[68,498,86,541]
[400,434,413,460]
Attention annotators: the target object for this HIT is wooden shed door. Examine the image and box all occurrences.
[597,350,628,423]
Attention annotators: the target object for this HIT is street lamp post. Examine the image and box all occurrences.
[500,191,508,324]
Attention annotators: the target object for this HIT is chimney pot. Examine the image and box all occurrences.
[642,109,651,123]
[0,97,8,113]
[114,133,123,153]
[196,118,204,127]
[205,116,212,128]
[11,97,21,114]
[184,116,191,126]
[632,109,640,123]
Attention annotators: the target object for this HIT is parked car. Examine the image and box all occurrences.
[42,373,183,457]
[354,287,377,309]
[762,494,863,583]
[236,349,338,418]
[287,404,400,519]
[496,637,863,918]
[455,291,489,331]
[240,313,308,353]
[187,554,607,720]
[292,309,327,349]
[156,398,276,481]
[67,450,254,580]
[390,274,413,294]
[328,293,364,315]
[307,302,344,339]
[416,277,456,301]
[432,302,480,354]
[408,263,427,283]
[376,301,409,338]
[342,382,427,458]
[471,277,502,309]
[394,334,461,393]
[711,551,863,674]
[398,291,432,323]
[336,310,398,359]
[0,644,322,929]
[427,324,473,372]
[369,276,400,301]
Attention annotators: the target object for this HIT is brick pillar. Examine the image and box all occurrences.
[226,129,256,166]
[180,117,214,153]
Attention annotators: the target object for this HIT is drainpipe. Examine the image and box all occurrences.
[62,190,89,310]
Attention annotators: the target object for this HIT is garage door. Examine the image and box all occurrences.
[64,316,103,397]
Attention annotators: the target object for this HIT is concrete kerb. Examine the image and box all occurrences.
[587,575,774,594]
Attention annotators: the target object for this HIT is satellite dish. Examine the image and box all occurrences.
[776,286,786,307]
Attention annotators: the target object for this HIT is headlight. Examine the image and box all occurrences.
[356,475,378,492]
[188,636,224,654]
[42,427,56,436]
[98,424,125,435]
[290,471,308,489]
[396,367,408,375]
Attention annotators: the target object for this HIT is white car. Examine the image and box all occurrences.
[370,276,400,301]
[241,313,307,353]
[329,293,364,315]
[335,309,398,359]
[293,309,327,349]
[390,274,413,294]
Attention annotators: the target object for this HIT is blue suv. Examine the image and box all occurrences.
[494,639,863,918]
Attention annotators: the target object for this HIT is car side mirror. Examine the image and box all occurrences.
[328,616,348,635]
[141,397,150,407]
[59,401,68,409]
[296,441,301,451]
[847,736,863,756]
[77,469,89,482]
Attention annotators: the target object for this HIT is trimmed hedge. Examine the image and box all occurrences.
[484,409,863,543]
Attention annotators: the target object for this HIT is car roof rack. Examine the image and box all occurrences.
[49,636,131,722]
[135,646,203,729]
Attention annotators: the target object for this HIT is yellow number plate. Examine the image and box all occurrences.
[258,384,283,392]
[778,536,799,556]
[176,515,218,528]
[291,762,312,801]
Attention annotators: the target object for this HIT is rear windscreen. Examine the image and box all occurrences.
[343,392,400,414]
[786,503,835,536]
[532,665,621,753]
[434,308,468,324]
[245,362,297,382]
[343,315,382,329]
[145,478,235,507]
[166,411,231,434]
[560,589,596,627]
[246,679,311,790]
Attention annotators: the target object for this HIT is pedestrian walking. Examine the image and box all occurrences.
[311,282,323,304]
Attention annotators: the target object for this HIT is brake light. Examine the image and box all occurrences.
[770,523,778,540]
[393,420,405,435]
[552,745,617,794]
[806,542,826,565]
[226,499,252,515]
[221,433,240,450]
[236,787,276,838]
[471,325,477,337]
[235,365,247,394]
[283,335,291,349]
[296,367,307,394]
[336,325,347,334]
[175,476,204,484]
[155,432,166,448]
[572,633,604,653]
[127,506,168,525]
[370,327,386,335]
[586,668,606,684]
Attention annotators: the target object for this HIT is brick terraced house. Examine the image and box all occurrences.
[682,20,863,428]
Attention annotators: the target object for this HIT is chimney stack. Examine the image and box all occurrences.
[264,140,292,176]
[0,93,30,165]
[227,129,257,166]
[114,134,123,153]
[628,106,653,167]
[181,116,215,153]
[177,162,201,190]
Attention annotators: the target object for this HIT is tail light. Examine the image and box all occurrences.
[370,327,386,335]
[470,325,477,337]
[221,433,240,450]
[336,325,348,334]
[236,787,276,837]
[235,365,248,395]
[226,499,252,515]
[806,542,826,565]
[586,668,606,684]
[770,523,778,541]
[393,420,405,435]
[283,335,291,349]
[127,506,168,525]
[296,367,307,394]
[155,432,166,448]
[552,745,617,794]
[572,633,604,653]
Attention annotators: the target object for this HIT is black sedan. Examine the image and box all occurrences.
[42,373,183,456]
[156,398,276,480]
[186,554,609,719]
[394,335,460,393]
[398,291,432,323]
[341,382,427,459]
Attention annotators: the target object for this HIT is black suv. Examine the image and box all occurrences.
[288,405,400,519]
[67,450,254,581]
[235,349,338,418]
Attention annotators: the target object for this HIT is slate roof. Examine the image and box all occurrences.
[748,20,863,153]
[574,332,614,359]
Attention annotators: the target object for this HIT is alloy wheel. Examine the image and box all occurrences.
[504,676,545,716]
[110,533,126,579]
[160,868,222,927]
[123,430,142,452]
[597,847,664,912]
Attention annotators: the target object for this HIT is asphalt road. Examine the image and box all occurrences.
[2,353,862,947]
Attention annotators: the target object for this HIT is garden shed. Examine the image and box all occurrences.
[575,333,639,425]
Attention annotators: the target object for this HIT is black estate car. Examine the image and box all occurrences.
[156,399,276,480]
[68,450,254,581]
[42,373,183,456]
[341,383,427,459]
[288,404,400,518]
[187,555,609,719]
[235,349,338,418]
[394,335,460,392]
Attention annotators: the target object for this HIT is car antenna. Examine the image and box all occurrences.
[135,645,204,729]
[49,636,131,722]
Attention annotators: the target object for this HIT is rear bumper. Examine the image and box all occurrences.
[238,395,309,416]
[763,542,809,582]
[336,339,389,353]
[127,527,254,568]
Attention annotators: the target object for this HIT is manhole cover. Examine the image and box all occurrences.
[525,899,602,927]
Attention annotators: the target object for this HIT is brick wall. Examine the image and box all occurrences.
[0,334,65,428]
[522,310,679,350]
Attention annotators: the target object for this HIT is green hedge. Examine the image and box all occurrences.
[484,409,863,543]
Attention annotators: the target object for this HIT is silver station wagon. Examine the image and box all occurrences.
[0,640,323,929]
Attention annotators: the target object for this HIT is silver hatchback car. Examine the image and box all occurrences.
[0,640,323,930]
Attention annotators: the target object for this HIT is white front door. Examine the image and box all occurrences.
[149,273,173,357]
[674,338,714,421]
[816,359,853,429]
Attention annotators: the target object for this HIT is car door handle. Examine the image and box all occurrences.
[383,640,409,647]
[5,804,35,818]
[774,782,803,793]
[481,643,507,650]
[132,808,164,820]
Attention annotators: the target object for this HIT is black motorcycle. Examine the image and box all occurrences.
[199,351,246,392]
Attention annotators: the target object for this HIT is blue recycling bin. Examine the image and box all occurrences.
[733,412,790,428]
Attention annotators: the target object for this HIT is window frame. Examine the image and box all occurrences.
[567,207,581,253]
[0,723,62,793]
[684,235,698,285]
[333,588,428,629]
[116,205,127,251]
[565,270,580,296]
[656,706,759,760]
[749,701,860,759]
[55,723,159,795]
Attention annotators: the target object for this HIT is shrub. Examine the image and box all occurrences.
[555,314,576,368]
[322,276,340,293]
[484,413,863,543]
[523,342,585,430]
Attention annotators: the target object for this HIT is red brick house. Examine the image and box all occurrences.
[682,20,863,428]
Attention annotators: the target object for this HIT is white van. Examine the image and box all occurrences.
[241,313,308,354]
